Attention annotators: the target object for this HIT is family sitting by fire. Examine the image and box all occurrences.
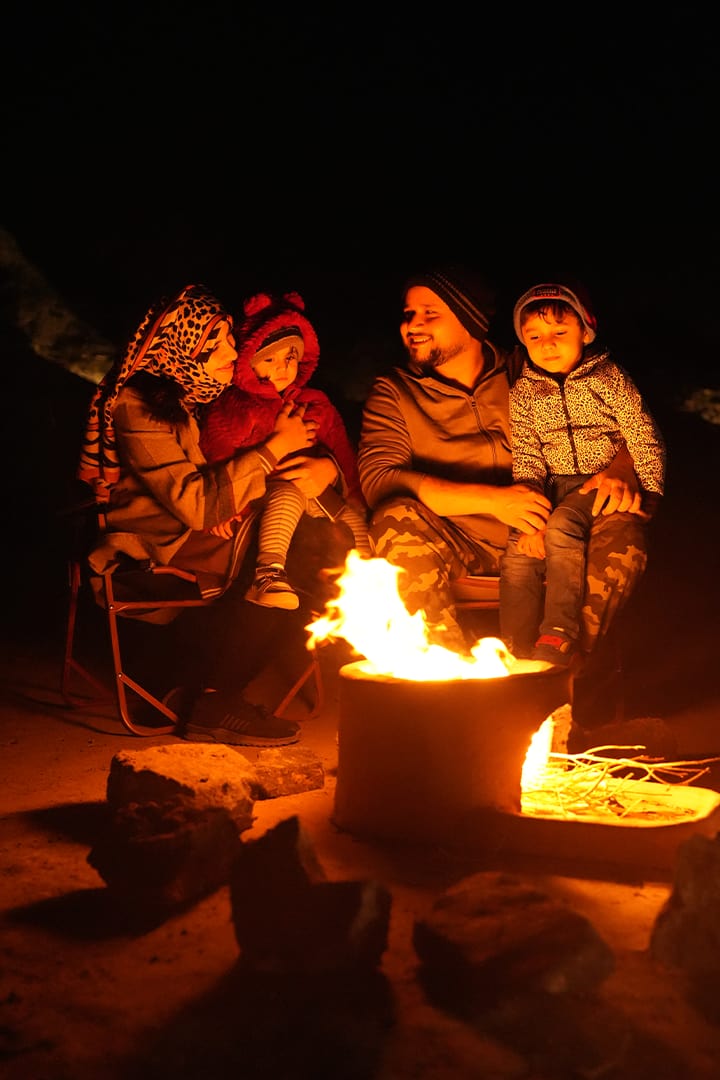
[77,269,664,748]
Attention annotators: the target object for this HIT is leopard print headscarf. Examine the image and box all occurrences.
[79,284,232,500]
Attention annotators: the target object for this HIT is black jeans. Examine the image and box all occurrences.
[123,514,354,700]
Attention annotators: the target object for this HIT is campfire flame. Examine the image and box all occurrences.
[307,551,515,681]
[521,718,554,790]
[312,553,715,822]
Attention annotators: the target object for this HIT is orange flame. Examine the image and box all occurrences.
[308,551,521,681]
[310,552,564,796]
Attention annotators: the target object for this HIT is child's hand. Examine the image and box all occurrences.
[269,401,319,459]
[209,518,237,539]
[517,528,545,559]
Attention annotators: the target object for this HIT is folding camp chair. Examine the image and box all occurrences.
[60,494,323,736]
[451,573,501,611]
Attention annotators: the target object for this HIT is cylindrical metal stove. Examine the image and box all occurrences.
[334,661,572,843]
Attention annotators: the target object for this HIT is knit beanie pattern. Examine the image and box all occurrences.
[513,283,597,344]
[404,267,497,341]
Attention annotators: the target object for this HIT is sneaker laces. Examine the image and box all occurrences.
[254,565,293,590]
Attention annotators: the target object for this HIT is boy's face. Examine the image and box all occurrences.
[250,337,303,392]
[520,309,590,376]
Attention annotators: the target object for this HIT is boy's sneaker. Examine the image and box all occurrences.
[245,565,299,610]
[532,632,577,668]
[183,690,300,747]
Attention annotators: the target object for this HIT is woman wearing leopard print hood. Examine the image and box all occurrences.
[78,283,331,748]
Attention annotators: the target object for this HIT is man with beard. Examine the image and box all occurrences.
[357,267,649,728]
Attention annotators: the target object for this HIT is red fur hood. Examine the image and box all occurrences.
[231,291,319,397]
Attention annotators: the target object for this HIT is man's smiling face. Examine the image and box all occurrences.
[400,286,469,372]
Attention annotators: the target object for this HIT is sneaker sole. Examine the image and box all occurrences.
[245,593,300,610]
[183,725,300,747]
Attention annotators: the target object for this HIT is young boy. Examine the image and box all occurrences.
[499,281,666,667]
[200,291,370,610]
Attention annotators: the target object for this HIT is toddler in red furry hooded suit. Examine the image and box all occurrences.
[200,291,370,610]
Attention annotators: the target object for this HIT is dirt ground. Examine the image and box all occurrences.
[2,384,720,1077]
[3,633,720,1080]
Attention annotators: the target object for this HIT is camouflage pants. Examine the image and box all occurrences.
[368,497,648,656]
[368,498,502,650]
[581,509,648,653]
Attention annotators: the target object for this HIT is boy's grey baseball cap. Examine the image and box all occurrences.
[513,283,597,344]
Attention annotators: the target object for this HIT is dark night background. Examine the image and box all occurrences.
[2,5,718,394]
[2,18,720,1074]
[3,6,718,636]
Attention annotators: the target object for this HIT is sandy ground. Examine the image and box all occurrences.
[2,365,720,1077]
[3,627,720,1080]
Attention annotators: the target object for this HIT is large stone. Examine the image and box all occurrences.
[94,747,329,918]
[252,746,325,797]
[651,833,720,975]
[413,870,615,1012]
[88,798,242,911]
[106,742,257,830]
[230,816,392,972]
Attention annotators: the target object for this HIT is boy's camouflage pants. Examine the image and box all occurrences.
[367,497,648,655]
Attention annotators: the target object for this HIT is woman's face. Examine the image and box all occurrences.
[203,321,237,384]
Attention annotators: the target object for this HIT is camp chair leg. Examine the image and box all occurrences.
[61,559,111,707]
[273,647,324,719]
[105,602,178,737]
[61,495,213,737]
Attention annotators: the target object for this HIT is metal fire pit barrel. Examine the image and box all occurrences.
[334,660,572,843]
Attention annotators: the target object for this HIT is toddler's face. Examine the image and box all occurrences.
[251,339,302,391]
[520,311,590,376]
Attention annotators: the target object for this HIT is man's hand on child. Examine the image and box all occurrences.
[274,454,339,498]
[581,443,643,516]
[580,471,643,517]
[495,484,551,534]
[517,528,546,559]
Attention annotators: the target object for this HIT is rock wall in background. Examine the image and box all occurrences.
[0,226,115,385]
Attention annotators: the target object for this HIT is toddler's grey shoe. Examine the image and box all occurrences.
[245,565,299,610]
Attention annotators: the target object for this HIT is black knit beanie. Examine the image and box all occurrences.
[403,266,497,341]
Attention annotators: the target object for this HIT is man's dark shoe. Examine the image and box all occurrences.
[183,690,300,747]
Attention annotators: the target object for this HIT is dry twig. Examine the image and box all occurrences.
[521,746,720,822]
